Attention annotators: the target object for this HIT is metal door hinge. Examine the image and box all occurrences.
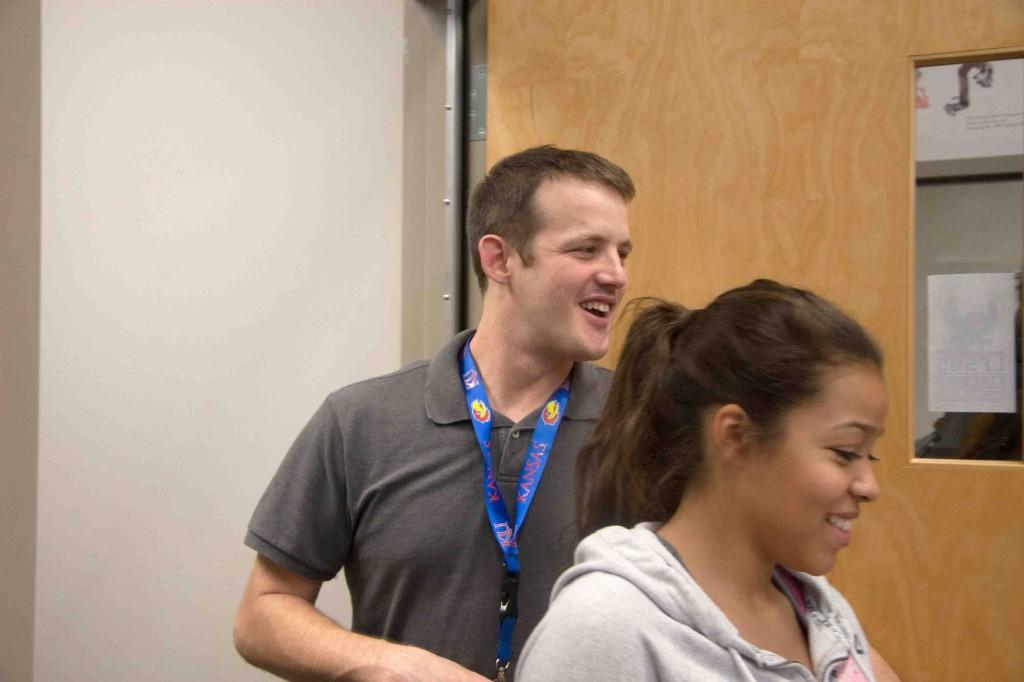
[468,64,487,141]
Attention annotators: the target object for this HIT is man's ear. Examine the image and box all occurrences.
[478,234,515,286]
[707,404,753,464]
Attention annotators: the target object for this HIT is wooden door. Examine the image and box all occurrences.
[489,2,1024,679]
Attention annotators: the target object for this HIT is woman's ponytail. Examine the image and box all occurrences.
[575,299,703,537]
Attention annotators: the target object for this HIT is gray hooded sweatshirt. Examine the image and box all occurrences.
[516,523,875,681]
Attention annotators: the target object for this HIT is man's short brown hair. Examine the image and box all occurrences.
[466,145,635,292]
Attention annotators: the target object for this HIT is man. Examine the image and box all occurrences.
[234,146,635,681]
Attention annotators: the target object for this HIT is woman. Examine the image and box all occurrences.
[518,280,899,681]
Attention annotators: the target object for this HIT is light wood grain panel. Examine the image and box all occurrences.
[491,1,1024,679]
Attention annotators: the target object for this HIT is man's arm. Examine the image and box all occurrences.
[233,555,488,682]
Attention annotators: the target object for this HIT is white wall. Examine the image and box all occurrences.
[37,2,404,680]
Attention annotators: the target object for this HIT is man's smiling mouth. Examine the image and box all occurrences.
[580,301,610,318]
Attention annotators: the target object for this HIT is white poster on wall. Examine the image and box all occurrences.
[928,273,1017,413]
[915,58,1024,162]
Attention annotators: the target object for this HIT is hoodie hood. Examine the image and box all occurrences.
[558,523,751,640]
[536,523,875,681]
[552,523,769,673]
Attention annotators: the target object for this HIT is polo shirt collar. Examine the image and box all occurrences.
[425,329,608,425]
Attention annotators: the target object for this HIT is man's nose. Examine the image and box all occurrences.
[595,249,627,288]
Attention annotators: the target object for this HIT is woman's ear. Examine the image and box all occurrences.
[477,234,514,286]
[707,404,753,464]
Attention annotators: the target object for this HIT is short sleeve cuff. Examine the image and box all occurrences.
[244,529,338,582]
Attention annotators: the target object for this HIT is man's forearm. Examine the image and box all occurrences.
[234,591,387,682]
[233,589,488,682]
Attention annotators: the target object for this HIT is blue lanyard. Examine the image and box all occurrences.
[459,339,570,675]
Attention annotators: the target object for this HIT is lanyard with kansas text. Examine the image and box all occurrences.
[459,339,570,681]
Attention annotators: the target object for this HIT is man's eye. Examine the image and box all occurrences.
[618,249,630,261]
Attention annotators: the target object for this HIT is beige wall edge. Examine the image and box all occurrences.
[0,0,41,680]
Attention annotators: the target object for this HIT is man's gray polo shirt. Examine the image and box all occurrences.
[245,329,613,678]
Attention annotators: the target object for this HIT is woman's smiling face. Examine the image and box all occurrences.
[740,364,888,576]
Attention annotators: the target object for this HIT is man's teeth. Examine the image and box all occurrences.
[827,515,852,532]
[581,302,610,314]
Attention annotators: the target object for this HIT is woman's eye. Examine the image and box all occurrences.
[829,448,858,462]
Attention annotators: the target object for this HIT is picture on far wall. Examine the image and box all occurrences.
[916,58,1023,176]
[927,272,1017,415]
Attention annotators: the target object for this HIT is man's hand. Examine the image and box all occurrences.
[869,644,902,682]
[342,643,489,682]
[234,556,488,682]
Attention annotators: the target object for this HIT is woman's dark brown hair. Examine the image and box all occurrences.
[576,279,883,537]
